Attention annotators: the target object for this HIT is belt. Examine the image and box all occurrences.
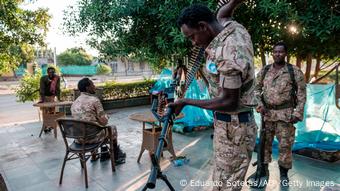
[265,101,294,110]
[214,111,253,123]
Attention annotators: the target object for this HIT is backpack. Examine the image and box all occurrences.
[262,63,298,107]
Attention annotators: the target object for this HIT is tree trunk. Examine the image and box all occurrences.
[12,68,17,78]
[305,53,312,82]
[260,45,266,67]
[287,55,290,64]
[314,54,321,78]
[296,56,302,68]
[122,57,128,76]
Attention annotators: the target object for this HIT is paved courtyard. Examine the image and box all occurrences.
[0,105,339,191]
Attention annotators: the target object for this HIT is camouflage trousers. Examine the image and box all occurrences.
[212,118,257,191]
[263,121,295,169]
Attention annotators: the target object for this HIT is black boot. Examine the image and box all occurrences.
[279,165,289,187]
[114,145,126,165]
[100,145,110,161]
[247,164,269,188]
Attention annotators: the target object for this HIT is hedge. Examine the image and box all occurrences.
[60,79,156,101]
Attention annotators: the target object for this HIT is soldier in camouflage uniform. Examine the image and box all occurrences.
[71,78,126,164]
[172,2,257,190]
[254,42,306,185]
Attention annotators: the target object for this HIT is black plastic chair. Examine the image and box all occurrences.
[57,118,115,188]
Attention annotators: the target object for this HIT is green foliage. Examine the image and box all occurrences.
[57,47,93,66]
[96,64,112,75]
[0,1,50,75]
[60,79,156,101]
[63,0,339,69]
[60,88,74,101]
[235,0,339,59]
[102,80,156,100]
[15,69,42,103]
[63,0,215,69]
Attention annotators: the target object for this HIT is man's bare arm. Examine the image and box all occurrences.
[169,88,240,115]
[217,0,244,24]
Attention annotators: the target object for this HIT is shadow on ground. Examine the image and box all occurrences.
[0,105,339,191]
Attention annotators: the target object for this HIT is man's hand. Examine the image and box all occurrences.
[256,106,270,116]
[217,0,245,24]
[167,99,187,116]
[290,116,300,124]
[98,114,109,126]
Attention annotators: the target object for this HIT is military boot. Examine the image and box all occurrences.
[279,165,289,187]
[100,145,110,161]
[247,164,269,188]
[114,144,126,165]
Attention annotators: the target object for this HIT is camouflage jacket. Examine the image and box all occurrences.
[203,20,256,113]
[71,92,106,123]
[71,92,107,143]
[255,63,306,122]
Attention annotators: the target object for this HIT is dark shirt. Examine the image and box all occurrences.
[40,75,60,100]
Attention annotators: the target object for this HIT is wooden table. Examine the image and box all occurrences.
[33,101,72,138]
[129,111,183,163]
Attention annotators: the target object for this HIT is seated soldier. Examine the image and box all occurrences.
[71,78,126,164]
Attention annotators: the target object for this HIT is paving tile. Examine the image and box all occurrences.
[6,170,50,190]
[16,181,60,191]
[0,105,339,191]
[3,164,42,179]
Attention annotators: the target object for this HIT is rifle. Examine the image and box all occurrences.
[142,81,177,191]
[246,115,269,188]
[143,1,239,189]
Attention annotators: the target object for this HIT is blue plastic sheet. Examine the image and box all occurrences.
[293,84,340,151]
[253,84,340,151]
[152,69,340,151]
[150,69,213,133]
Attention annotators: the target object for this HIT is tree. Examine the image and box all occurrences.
[63,0,339,75]
[287,0,339,81]
[0,0,50,75]
[63,0,218,69]
[57,47,93,66]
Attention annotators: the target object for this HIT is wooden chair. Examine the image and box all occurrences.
[57,118,115,188]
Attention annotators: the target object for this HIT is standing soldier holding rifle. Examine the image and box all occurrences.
[171,1,257,190]
[252,42,306,187]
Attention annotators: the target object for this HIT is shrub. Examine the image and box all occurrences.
[60,79,156,101]
[15,69,42,102]
[60,88,74,101]
[102,80,155,100]
[96,64,112,75]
